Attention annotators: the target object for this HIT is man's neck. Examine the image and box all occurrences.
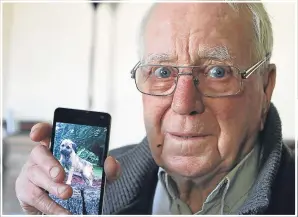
[171,170,228,213]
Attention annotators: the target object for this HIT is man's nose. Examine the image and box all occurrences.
[171,74,205,115]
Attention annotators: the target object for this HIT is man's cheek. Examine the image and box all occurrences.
[142,95,172,129]
[214,101,252,162]
[144,108,166,162]
[205,96,246,122]
[144,118,165,166]
[142,96,172,165]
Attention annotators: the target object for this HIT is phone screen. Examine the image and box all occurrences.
[49,108,110,215]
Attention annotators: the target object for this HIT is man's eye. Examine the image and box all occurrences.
[208,66,227,78]
[154,67,172,78]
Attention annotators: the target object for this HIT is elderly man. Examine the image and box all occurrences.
[15,2,295,215]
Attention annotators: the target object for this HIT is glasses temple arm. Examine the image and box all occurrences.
[131,61,141,79]
[242,53,271,79]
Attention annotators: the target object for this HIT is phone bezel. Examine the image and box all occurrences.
[50,107,111,215]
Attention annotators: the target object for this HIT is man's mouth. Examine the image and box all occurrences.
[179,136,198,139]
[167,132,209,140]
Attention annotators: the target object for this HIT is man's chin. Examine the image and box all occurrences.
[161,155,219,179]
[161,134,217,156]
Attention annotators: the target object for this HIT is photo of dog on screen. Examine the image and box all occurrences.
[59,139,95,186]
[49,122,107,215]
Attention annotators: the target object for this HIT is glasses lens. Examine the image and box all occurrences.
[135,65,178,95]
[195,65,242,97]
[134,64,242,97]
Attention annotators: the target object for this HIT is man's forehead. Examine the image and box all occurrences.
[197,45,233,61]
[149,2,241,23]
[142,3,253,64]
[142,45,233,63]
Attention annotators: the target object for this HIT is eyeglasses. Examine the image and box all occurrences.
[130,53,270,97]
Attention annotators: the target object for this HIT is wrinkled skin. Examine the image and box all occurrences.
[142,3,276,211]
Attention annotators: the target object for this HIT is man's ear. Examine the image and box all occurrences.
[263,63,276,103]
[260,63,276,131]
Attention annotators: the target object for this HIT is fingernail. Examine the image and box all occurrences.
[50,166,60,178]
[58,185,68,195]
[30,126,40,135]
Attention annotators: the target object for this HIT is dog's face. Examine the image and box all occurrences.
[60,139,77,157]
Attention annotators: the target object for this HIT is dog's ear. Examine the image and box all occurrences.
[72,142,78,153]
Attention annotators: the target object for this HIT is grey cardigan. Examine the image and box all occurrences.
[103,103,295,215]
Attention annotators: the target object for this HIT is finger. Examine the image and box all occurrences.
[27,165,72,199]
[19,201,42,215]
[104,156,121,181]
[30,123,52,145]
[30,145,65,183]
[16,171,71,215]
[16,167,42,215]
[20,180,71,215]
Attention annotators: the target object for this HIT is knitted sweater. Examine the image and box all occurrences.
[103,103,295,215]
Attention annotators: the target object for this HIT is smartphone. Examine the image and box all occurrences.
[49,107,111,215]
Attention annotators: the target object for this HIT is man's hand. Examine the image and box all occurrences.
[15,123,121,215]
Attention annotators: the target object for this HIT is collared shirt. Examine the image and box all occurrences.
[152,144,261,215]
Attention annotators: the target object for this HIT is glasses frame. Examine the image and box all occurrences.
[130,53,270,97]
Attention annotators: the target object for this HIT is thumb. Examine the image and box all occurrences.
[104,156,121,182]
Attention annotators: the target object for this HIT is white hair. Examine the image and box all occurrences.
[137,2,273,61]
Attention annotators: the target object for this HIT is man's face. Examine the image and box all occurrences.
[141,3,275,179]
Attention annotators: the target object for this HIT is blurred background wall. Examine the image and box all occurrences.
[1,1,296,214]
[2,2,152,148]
